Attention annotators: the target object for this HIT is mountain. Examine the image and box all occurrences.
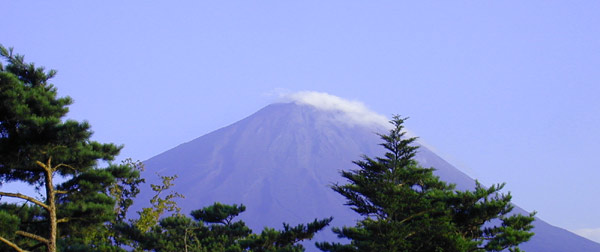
[136,102,600,251]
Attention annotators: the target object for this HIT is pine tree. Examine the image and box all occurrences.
[116,174,332,252]
[116,201,331,251]
[0,45,139,252]
[316,116,535,252]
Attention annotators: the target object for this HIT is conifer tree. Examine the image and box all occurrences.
[317,116,535,252]
[0,45,139,252]
[116,173,332,251]
[118,201,332,252]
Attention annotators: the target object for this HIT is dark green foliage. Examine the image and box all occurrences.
[317,116,535,252]
[118,202,332,252]
[0,46,120,185]
[240,218,333,252]
[191,203,250,249]
[57,159,144,251]
[191,203,246,226]
[0,203,47,251]
[0,162,142,252]
[448,182,535,252]
[0,45,140,252]
[110,159,146,224]
[57,163,143,250]
[117,174,331,251]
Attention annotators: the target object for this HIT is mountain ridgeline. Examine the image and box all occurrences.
[137,102,600,251]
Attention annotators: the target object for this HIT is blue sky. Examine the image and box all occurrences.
[4,1,600,242]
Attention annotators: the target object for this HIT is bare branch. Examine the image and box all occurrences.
[399,210,428,224]
[57,218,69,224]
[0,191,49,210]
[53,163,75,172]
[0,235,28,252]
[16,231,49,245]
[404,231,416,239]
[54,190,68,195]
[35,160,50,173]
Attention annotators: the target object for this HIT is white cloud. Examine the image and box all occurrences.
[273,91,482,177]
[281,91,391,129]
[572,228,600,244]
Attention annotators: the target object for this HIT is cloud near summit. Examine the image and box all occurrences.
[282,91,390,129]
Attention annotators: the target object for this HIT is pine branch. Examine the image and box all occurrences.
[53,163,75,172]
[0,235,28,252]
[398,210,428,224]
[35,160,51,173]
[16,230,49,245]
[0,191,50,210]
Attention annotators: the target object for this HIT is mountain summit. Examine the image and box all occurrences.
[138,101,600,251]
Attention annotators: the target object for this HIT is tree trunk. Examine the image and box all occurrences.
[44,159,57,252]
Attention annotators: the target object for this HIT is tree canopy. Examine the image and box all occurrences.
[0,45,140,252]
[317,116,535,252]
[116,174,332,252]
[117,201,332,252]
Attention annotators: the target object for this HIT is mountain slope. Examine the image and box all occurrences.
[137,102,600,251]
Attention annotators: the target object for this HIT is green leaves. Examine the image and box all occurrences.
[135,174,184,232]
[0,210,20,239]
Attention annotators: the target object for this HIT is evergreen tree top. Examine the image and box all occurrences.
[318,115,535,252]
[0,45,121,185]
